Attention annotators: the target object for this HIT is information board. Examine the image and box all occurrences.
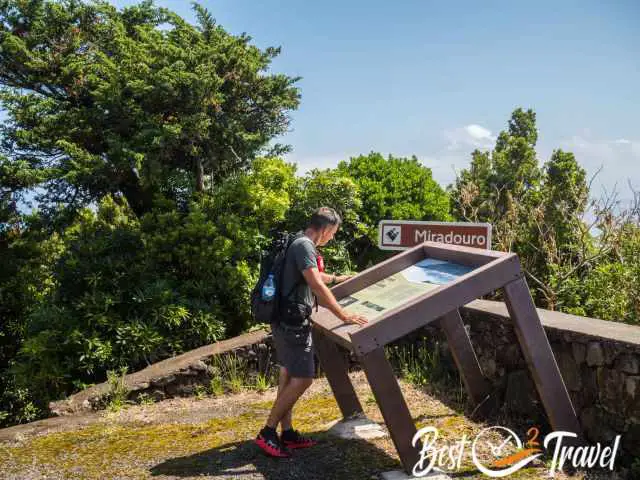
[312,241,582,475]
[337,258,474,320]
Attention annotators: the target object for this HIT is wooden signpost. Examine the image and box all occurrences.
[311,241,582,474]
[378,220,492,251]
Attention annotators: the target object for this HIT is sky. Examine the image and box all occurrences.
[13,0,640,211]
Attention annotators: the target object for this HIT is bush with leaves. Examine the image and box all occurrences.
[16,182,280,405]
[336,152,451,269]
[0,203,64,426]
[574,222,640,324]
[285,167,364,273]
[1,155,353,426]
[9,194,230,418]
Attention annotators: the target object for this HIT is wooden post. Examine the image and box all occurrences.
[439,309,491,406]
[360,347,420,474]
[503,278,583,440]
[312,326,363,419]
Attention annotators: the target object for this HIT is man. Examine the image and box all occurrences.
[254,207,368,458]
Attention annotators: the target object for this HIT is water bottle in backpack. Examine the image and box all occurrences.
[251,231,305,324]
[261,274,276,301]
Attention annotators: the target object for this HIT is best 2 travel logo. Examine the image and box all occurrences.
[411,425,621,478]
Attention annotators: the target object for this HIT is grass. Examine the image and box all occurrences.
[209,377,224,396]
[193,384,207,400]
[253,373,272,393]
[2,342,626,479]
[386,338,466,410]
[135,392,155,406]
[0,393,382,480]
[104,366,130,412]
[207,350,279,396]
[227,377,244,394]
[387,339,447,385]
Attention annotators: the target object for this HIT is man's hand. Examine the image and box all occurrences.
[342,313,368,326]
[303,268,368,326]
[335,274,353,283]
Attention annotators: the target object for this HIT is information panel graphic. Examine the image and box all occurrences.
[338,258,474,320]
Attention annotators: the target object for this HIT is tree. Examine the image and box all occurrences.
[450,108,610,311]
[453,108,542,252]
[337,152,451,268]
[0,205,63,426]
[1,157,298,426]
[285,167,363,273]
[0,0,300,220]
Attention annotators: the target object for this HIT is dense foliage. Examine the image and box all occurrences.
[0,0,303,425]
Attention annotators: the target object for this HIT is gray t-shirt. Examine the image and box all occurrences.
[280,233,317,310]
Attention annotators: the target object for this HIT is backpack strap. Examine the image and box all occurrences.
[279,232,307,302]
[281,233,318,309]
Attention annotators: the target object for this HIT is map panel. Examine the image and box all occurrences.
[338,258,475,321]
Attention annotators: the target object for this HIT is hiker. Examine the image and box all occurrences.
[254,207,368,457]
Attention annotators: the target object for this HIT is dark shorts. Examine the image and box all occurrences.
[271,322,315,378]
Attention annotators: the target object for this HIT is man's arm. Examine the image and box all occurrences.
[319,272,353,284]
[303,267,367,326]
[319,272,334,284]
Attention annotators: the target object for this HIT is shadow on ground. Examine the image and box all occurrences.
[150,430,400,479]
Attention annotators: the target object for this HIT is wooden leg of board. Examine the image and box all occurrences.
[439,309,491,406]
[503,278,583,441]
[360,347,420,474]
[312,326,363,419]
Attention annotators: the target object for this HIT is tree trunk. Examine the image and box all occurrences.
[195,157,204,193]
[118,169,153,217]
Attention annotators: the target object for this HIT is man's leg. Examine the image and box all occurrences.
[255,369,312,457]
[265,375,313,429]
[256,324,317,456]
[276,366,293,431]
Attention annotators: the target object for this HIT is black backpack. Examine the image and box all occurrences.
[250,231,305,325]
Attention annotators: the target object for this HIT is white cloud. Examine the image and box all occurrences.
[418,154,468,188]
[444,124,495,151]
[465,124,493,141]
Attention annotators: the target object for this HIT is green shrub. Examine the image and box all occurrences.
[336,153,451,269]
[253,373,274,393]
[193,384,207,400]
[104,367,130,412]
[135,392,155,406]
[386,339,453,388]
[209,377,224,397]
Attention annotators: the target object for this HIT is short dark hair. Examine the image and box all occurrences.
[308,207,342,230]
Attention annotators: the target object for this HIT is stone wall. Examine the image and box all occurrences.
[457,299,640,461]
[49,329,277,415]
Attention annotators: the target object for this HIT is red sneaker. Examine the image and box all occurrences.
[255,428,291,458]
[280,429,318,449]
